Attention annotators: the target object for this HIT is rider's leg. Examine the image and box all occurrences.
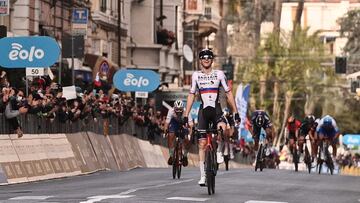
[167,132,175,165]
[182,135,190,167]
[298,136,305,154]
[229,127,235,159]
[289,138,295,156]
[332,137,337,158]
[310,132,317,160]
[198,138,207,185]
[216,122,227,162]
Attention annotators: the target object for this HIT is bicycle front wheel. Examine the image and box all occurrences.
[205,149,215,195]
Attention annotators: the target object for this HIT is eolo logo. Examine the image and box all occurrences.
[0,36,60,68]
[9,43,45,62]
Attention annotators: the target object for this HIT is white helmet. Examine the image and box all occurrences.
[174,100,184,111]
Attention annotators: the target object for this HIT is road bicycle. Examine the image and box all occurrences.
[317,138,334,175]
[172,135,183,179]
[195,126,223,195]
[255,130,268,172]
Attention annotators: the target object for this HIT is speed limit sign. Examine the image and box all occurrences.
[26,67,45,76]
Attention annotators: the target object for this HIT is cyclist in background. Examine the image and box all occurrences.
[316,115,340,161]
[217,107,236,163]
[299,115,318,163]
[183,48,240,186]
[164,100,192,167]
[286,115,302,161]
[249,110,273,151]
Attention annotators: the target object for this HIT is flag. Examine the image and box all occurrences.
[235,83,251,141]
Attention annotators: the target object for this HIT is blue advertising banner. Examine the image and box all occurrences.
[113,69,160,92]
[343,134,360,147]
[0,36,60,68]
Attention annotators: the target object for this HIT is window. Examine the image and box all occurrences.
[100,0,107,12]
[205,7,211,19]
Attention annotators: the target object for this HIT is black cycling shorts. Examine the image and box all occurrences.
[197,104,223,139]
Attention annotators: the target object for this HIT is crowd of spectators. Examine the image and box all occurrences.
[0,70,165,139]
[337,151,360,168]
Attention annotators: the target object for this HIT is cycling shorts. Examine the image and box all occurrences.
[317,127,337,139]
[197,104,223,139]
[252,126,270,141]
[169,118,188,137]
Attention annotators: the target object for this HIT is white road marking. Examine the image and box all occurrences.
[167,197,209,202]
[80,195,134,203]
[81,179,194,203]
[9,196,53,200]
[245,201,288,203]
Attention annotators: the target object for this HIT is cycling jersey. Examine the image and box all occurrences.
[250,110,272,140]
[287,120,301,134]
[166,108,192,134]
[316,116,339,138]
[189,70,230,108]
[299,120,316,137]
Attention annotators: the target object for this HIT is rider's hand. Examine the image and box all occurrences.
[234,113,241,123]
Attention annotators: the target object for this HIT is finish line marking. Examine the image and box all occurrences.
[245,201,288,203]
[244,200,288,203]
[10,196,53,200]
[80,195,134,203]
[167,197,209,202]
[81,179,194,203]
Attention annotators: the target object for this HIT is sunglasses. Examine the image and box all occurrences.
[199,55,213,60]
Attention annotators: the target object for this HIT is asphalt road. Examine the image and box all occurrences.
[0,167,358,203]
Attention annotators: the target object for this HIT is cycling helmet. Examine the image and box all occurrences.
[198,48,214,59]
[174,100,184,113]
[323,115,333,127]
[305,115,315,124]
[223,107,230,116]
[255,115,265,127]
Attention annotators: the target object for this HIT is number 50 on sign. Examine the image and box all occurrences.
[26,67,44,76]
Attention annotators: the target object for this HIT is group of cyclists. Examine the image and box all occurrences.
[163,48,341,187]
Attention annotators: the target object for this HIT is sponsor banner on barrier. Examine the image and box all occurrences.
[137,139,167,168]
[65,133,101,173]
[87,132,119,170]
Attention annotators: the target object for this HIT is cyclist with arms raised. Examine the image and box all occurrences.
[164,100,192,167]
[183,48,240,186]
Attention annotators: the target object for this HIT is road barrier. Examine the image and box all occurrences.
[0,114,253,184]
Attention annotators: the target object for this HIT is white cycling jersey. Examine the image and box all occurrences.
[165,108,193,124]
[189,70,230,108]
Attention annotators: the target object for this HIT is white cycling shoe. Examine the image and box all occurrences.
[198,175,206,186]
[217,152,224,164]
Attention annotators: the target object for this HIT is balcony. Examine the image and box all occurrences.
[92,10,118,29]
